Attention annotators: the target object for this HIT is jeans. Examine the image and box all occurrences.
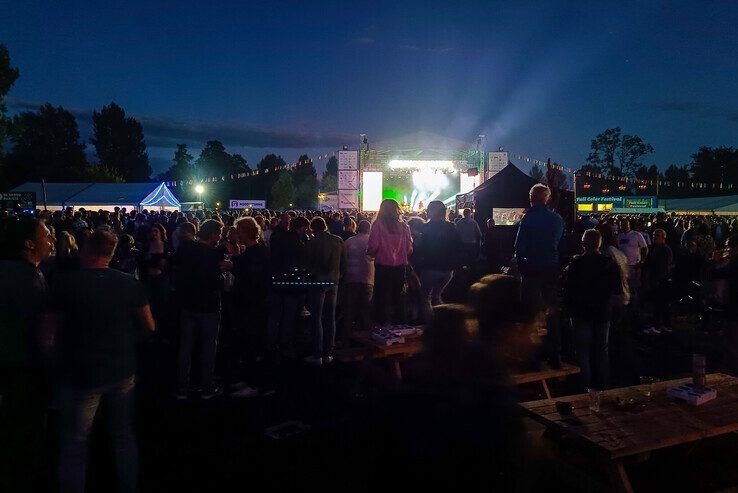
[341,283,373,342]
[521,271,560,363]
[307,285,338,358]
[573,318,610,391]
[460,243,480,266]
[374,264,406,324]
[177,310,220,393]
[420,269,453,323]
[267,289,303,353]
[59,376,138,493]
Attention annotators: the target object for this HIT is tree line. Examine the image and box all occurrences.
[529,126,738,198]
[0,44,336,208]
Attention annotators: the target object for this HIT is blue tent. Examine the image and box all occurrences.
[11,182,181,210]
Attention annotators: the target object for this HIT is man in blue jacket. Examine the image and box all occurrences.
[514,184,565,367]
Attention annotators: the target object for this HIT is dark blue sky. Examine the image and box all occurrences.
[5,0,738,175]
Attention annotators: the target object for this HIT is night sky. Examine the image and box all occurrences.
[4,0,738,175]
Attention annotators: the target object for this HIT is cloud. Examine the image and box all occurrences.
[6,97,355,149]
[648,99,738,123]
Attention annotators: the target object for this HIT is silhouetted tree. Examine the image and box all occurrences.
[529,163,544,181]
[229,153,250,174]
[254,153,286,201]
[160,143,195,181]
[5,104,88,185]
[91,102,151,181]
[663,164,690,183]
[291,154,318,208]
[322,155,337,181]
[270,171,295,209]
[320,155,338,192]
[83,164,124,183]
[586,127,654,177]
[634,165,659,181]
[0,44,19,162]
[195,140,232,179]
[690,146,738,186]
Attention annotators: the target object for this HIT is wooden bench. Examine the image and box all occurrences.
[520,373,738,492]
[512,363,580,399]
[336,332,424,380]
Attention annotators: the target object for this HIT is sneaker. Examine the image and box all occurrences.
[230,386,258,398]
[200,387,223,400]
[300,307,312,317]
[172,392,188,400]
[303,355,323,366]
[658,326,673,333]
[323,355,334,365]
[642,327,661,336]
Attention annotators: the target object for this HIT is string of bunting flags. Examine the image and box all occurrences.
[164,146,735,191]
[510,151,735,190]
[164,151,336,188]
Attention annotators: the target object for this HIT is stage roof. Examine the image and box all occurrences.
[371,131,476,153]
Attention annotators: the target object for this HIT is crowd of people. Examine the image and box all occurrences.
[1,184,737,490]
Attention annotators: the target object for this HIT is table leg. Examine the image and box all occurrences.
[608,460,633,493]
[541,379,553,399]
[391,360,402,381]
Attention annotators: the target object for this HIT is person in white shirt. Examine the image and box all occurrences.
[617,218,648,302]
[617,219,648,266]
[341,220,375,342]
[456,208,483,266]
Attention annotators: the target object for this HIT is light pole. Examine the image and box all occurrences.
[195,184,204,209]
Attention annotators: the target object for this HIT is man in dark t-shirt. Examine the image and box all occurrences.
[564,229,621,391]
[53,229,155,493]
[0,218,54,492]
[173,219,229,399]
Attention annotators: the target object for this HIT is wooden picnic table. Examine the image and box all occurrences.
[511,362,580,399]
[341,331,424,380]
[519,373,738,492]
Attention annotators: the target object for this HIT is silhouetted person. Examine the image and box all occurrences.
[514,184,565,367]
[0,218,54,492]
[53,229,155,493]
[564,229,621,390]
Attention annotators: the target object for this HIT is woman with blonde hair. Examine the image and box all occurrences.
[367,199,413,324]
[44,230,81,283]
[56,231,78,260]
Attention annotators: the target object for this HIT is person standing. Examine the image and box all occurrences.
[339,216,357,241]
[228,217,270,394]
[53,229,155,493]
[342,220,375,342]
[415,201,461,322]
[711,235,738,373]
[267,216,310,358]
[0,218,54,493]
[455,208,482,267]
[617,219,648,323]
[643,229,673,334]
[514,184,565,367]
[367,199,414,325]
[173,219,231,399]
[564,229,621,391]
[304,217,345,365]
